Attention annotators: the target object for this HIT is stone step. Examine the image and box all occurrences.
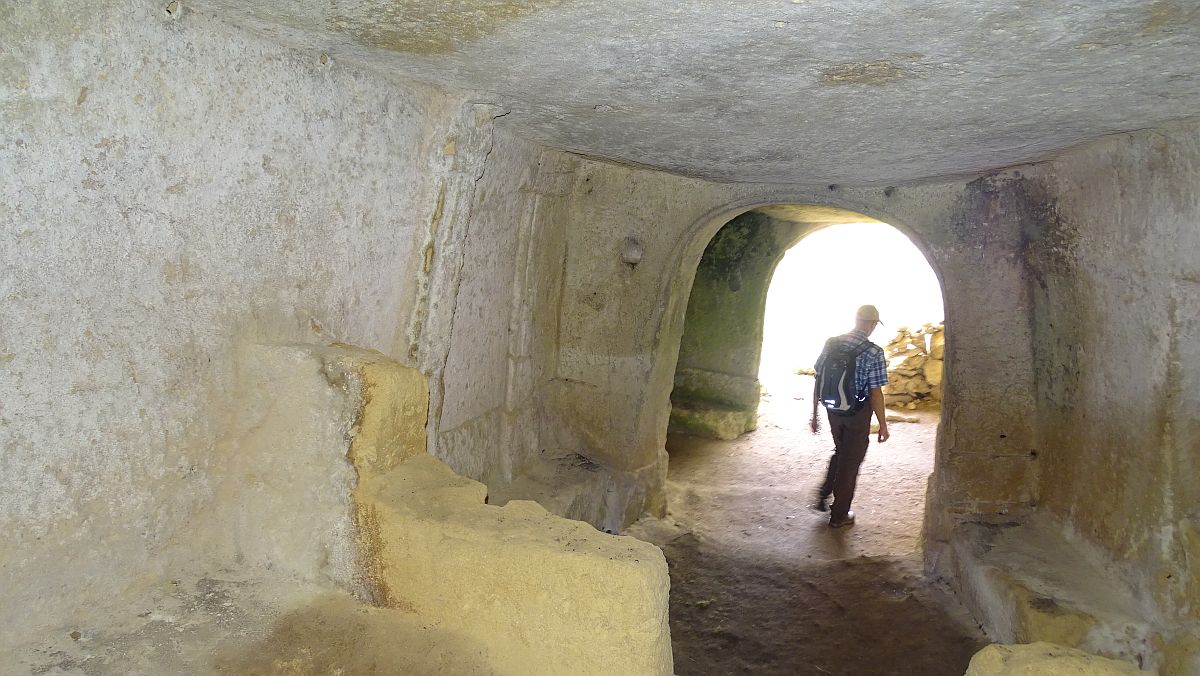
[948,519,1154,671]
[668,401,757,440]
[966,642,1149,675]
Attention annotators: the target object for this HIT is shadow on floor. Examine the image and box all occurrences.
[214,593,495,675]
[662,528,985,676]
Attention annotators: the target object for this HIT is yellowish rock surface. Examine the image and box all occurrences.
[334,348,673,675]
[326,345,432,473]
[1009,584,1096,647]
[965,642,1147,675]
[356,453,673,675]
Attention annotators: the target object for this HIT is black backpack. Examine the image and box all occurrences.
[817,338,871,415]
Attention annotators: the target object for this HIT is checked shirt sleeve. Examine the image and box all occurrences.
[814,338,831,374]
[861,345,889,391]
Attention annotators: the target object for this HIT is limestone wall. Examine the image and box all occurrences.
[1020,119,1200,673]
[430,129,576,488]
[0,0,1056,635]
[542,163,1041,536]
[0,0,485,647]
[12,2,1180,665]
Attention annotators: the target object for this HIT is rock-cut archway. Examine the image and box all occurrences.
[666,205,942,445]
[639,203,980,674]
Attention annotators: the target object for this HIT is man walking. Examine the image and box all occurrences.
[809,304,890,527]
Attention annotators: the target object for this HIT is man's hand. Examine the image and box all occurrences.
[810,379,822,435]
[868,387,889,443]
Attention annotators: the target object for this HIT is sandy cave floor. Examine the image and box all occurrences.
[627,374,987,676]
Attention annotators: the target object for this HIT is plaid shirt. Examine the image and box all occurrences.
[814,329,888,402]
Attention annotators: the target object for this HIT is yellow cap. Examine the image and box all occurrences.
[856,304,883,324]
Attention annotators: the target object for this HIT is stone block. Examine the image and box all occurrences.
[949,520,1153,669]
[1009,583,1097,646]
[924,359,944,387]
[965,642,1148,675]
[909,374,933,394]
[930,331,946,360]
[672,367,761,409]
[324,345,431,474]
[489,449,659,533]
[355,454,673,675]
[200,342,375,590]
[1156,631,1200,676]
[668,402,757,439]
[233,345,674,675]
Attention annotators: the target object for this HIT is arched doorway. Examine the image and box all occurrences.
[630,204,980,675]
[667,205,946,443]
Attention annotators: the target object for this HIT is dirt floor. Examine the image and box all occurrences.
[627,374,987,676]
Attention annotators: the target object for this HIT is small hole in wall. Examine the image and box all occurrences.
[1030,450,1039,457]
[999,434,1007,439]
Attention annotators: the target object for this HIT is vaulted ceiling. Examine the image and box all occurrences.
[196,1,1200,184]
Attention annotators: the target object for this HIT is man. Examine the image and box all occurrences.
[809,304,890,528]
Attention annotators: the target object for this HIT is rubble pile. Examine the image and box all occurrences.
[882,323,944,409]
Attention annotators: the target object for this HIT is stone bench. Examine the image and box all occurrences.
[355,453,672,674]
[966,642,1148,675]
[329,345,673,675]
[948,519,1152,671]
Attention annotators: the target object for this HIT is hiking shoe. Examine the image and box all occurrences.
[811,496,829,512]
[829,510,856,528]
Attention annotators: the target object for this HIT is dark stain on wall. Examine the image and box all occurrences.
[696,211,777,290]
[957,172,1086,420]
[820,60,909,86]
[961,174,1096,505]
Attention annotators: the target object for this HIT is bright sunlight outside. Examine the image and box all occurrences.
[758,222,944,388]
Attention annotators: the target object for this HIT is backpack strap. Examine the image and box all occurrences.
[845,341,874,407]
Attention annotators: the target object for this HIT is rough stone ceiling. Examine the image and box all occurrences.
[195,0,1200,185]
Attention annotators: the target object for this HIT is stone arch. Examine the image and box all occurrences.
[546,176,1036,558]
[666,197,946,301]
[646,196,956,551]
[664,205,945,439]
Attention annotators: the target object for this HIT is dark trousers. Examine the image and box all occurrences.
[818,404,872,520]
